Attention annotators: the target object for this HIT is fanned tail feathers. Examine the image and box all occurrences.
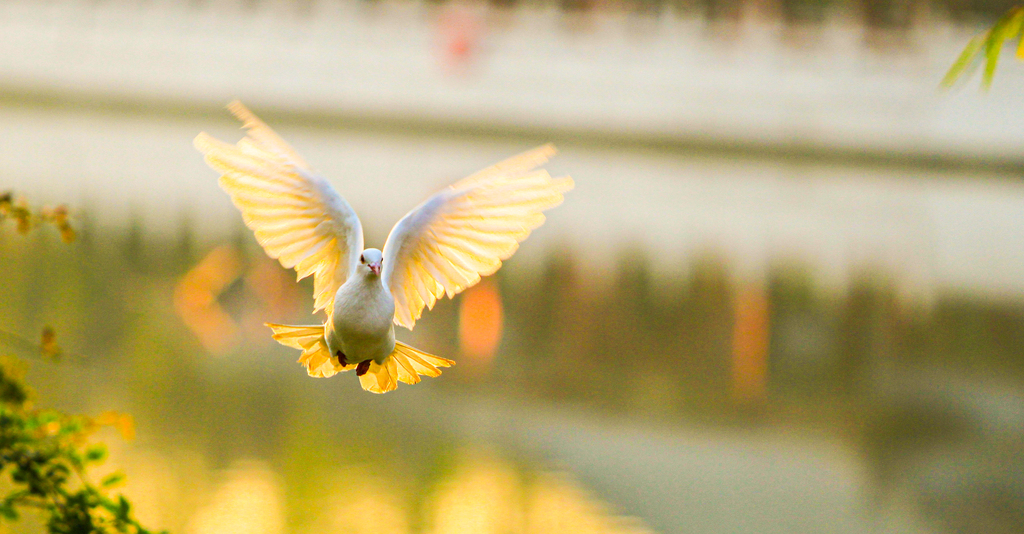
[359,341,455,394]
[266,324,454,392]
[266,323,353,378]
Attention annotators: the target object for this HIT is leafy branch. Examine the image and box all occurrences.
[1,192,158,533]
[0,356,156,534]
[0,191,75,243]
[943,7,1024,88]
[0,326,91,366]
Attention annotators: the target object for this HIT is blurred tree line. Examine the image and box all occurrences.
[4,209,1024,531]
[4,215,1022,430]
[491,246,1024,425]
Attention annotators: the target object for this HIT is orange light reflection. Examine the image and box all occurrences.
[458,278,504,375]
[173,245,243,354]
[731,285,769,403]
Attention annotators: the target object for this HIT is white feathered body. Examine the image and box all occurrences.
[327,274,396,365]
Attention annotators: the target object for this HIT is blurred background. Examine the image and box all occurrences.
[2,0,1024,532]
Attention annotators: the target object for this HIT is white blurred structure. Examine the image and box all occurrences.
[2,0,1022,158]
[2,0,1024,299]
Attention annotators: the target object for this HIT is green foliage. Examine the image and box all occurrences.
[0,356,162,534]
[943,7,1024,89]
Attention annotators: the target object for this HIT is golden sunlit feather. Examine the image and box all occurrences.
[193,102,362,315]
[358,342,455,393]
[382,153,573,329]
[266,323,354,378]
[266,324,453,390]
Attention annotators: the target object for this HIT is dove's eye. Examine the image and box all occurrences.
[360,254,365,263]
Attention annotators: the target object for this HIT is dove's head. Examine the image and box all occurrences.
[359,248,383,277]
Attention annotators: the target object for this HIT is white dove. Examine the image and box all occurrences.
[194,102,573,393]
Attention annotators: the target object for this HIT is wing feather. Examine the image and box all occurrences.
[194,101,363,315]
[382,146,572,329]
[226,100,311,169]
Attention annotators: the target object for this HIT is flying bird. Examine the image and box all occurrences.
[194,102,573,393]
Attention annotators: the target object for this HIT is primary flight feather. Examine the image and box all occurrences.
[194,101,573,393]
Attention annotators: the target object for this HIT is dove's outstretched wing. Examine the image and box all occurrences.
[194,102,363,314]
[381,145,573,329]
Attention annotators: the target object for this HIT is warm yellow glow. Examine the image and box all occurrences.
[731,285,769,403]
[102,447,193,532]
[426,448,654,534]
[426,448,524,534]
[186,461,283,534]
[93,411,136,441]
[458,278,504,372]
[101,447,655,534]
[526,473,653,534]
[309,467,409,534]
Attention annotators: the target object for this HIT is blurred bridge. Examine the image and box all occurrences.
[2,0,1024,166]
[3,0,1024,299]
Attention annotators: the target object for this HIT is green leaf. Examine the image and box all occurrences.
[984,24,1008,87]
[100,472,125,488]
[984,45,1001,88]
[1005,8,1024,39]
[942,34,986,88]
[0,503,18,521]
[981,8,1024,88]
[944,7,1024,89]
[117,495,130,518]
[84,445,106,463]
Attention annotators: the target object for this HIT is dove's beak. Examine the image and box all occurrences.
[369,262,381,276]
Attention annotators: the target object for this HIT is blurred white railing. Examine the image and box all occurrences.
[5,0,1024,299]
[1,0,1021,163]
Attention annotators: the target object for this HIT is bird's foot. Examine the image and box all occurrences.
[356,360,371,376]
[336,351,349,366]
